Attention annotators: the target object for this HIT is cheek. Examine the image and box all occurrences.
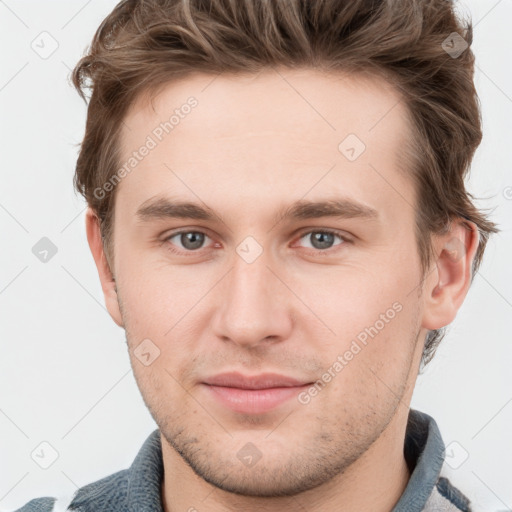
[117,260,216,385]
[115,247,199,328]
[298,264,420,373]
[306,301,420,423]
[295,264,409,329]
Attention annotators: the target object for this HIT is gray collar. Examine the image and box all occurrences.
[392,409,446,511]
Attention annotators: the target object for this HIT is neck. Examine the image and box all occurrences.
[160,405,412,512]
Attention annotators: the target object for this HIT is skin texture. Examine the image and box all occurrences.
[86,68,479,511]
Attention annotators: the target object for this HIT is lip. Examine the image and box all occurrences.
[201,372,313,414]
[203,372,310,389]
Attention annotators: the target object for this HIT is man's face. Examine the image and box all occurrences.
[110,69,428,496]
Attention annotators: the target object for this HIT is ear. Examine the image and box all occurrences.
[421,219,480,331]
[85,208,124,328]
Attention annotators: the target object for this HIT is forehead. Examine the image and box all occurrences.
[123,67,410,146]
[116,68,415,221]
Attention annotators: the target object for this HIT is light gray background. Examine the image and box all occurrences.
[1,1,511,510]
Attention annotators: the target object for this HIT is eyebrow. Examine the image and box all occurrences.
[135,196,379,225]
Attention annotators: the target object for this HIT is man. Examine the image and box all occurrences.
[16,0,497,510]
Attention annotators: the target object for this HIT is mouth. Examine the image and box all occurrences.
[201,372,313,414]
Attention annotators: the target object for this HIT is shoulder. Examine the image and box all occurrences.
[11,497,56,512]
[11,429,162,512]
[436,476,473,510]
[11,468,130,512]
[424,475,473,511]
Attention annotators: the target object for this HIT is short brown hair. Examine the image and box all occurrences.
[71,0,498,367]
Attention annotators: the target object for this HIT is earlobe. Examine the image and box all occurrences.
[422,220,479,331]
[85,208,124,328]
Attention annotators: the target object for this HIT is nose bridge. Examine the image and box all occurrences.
[211,243,293,346]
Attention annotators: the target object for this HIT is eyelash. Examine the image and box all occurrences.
[161,228,351,256]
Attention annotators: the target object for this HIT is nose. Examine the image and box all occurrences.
[210,247,295,348]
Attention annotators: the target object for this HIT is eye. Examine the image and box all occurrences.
[162,228,349,256]
[295,229,348,251]
[164,230,213,253]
